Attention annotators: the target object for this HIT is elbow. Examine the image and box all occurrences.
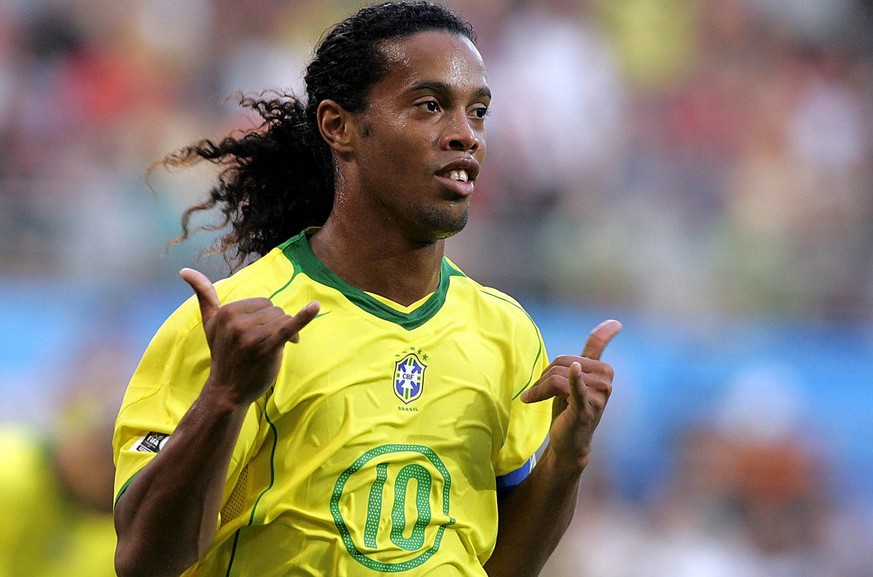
[114,551,143,577]
[114,543,148,577]
[114,537,191,577]
[113,497,200,577]
[115,542,155,577]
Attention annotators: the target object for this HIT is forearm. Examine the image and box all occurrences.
[114,384,249,577]
[484,447,585,577]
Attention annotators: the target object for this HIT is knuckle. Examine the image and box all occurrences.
[545,365,566,380]
[546,374,563,386]
[237,332,260,350]
[549,375,570,394]
[214,305,233,321]
[589,375,611,394]
[225,316,247,335]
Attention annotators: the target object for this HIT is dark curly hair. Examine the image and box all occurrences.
[165,1,476,270]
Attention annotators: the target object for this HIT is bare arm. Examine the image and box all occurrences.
[484,320,622,577]
[114,386,248,577]
[114,269,319,577]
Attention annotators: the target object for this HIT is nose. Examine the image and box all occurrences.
[441,111,481,153]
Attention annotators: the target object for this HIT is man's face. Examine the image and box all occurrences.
[350,30,490,244]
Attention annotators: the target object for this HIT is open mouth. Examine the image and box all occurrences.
[446,169,469,183]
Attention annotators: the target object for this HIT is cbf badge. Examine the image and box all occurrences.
[394,351,427,404]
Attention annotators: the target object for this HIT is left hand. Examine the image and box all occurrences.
[521,319,622,471]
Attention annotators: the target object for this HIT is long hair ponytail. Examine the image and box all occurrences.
[167,2,474,271]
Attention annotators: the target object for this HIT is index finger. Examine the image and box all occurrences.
[581,319,622,361]
[179,267,221,323]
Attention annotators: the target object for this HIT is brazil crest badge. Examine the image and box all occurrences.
[394,352,426,404]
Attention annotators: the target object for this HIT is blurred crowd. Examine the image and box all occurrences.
[1,0,872,319]
[458,0,873,320]
[1,0,872,575]
[543,363,873,577]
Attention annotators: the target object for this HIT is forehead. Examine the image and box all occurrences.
[375,30,487,94]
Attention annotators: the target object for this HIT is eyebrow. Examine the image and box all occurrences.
[408,80,492,101]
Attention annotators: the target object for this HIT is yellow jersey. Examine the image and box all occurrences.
[113,231,552,576]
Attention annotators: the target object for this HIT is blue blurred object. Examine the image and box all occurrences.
[1,283,870,508]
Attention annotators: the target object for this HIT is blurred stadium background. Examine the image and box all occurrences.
[1,0,872,575]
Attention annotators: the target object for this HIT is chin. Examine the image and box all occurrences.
[424,208,469,241]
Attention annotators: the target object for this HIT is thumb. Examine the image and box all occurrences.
[180,268,221,324]
[581,319,622,361]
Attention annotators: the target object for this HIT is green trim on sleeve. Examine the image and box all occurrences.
[512,342,543,400]
[114,471,140,507]
[478,290,546,400]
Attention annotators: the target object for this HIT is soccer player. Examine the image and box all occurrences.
[112,2,621,576]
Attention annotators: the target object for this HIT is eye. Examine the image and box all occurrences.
[416,99,441,113]
[470,105,489,120]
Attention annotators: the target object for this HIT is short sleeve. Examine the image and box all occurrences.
[112,296,210,501]
[493,321,551,478]
[111,297,262,506]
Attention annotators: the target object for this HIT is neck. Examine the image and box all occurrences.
[309,217,446,306]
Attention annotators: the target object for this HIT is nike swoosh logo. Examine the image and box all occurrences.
[314,311,332,319]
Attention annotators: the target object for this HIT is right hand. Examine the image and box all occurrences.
[520,319,621,471]
[180,268,320,407]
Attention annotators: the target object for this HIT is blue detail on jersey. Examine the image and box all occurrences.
[394,353,426,404]
[496,456,536,499]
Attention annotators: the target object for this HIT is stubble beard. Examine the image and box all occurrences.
[418,203,470,242]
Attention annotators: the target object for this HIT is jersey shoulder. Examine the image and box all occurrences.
[211,245,301,302]
[444,257,539,329]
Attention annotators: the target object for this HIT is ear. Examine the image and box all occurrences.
[317,99,356,154]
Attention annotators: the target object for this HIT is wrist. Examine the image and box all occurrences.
[199,378,255,414]
[541,444,589,481]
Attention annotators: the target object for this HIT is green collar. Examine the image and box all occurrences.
[278,231,463,330]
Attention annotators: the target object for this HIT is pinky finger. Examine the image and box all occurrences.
[265,302,321,349]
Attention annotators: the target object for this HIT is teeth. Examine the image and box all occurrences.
[448,170,469,182]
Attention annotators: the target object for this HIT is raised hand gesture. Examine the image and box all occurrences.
[180,268,320,408]
[521,320,622,470]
